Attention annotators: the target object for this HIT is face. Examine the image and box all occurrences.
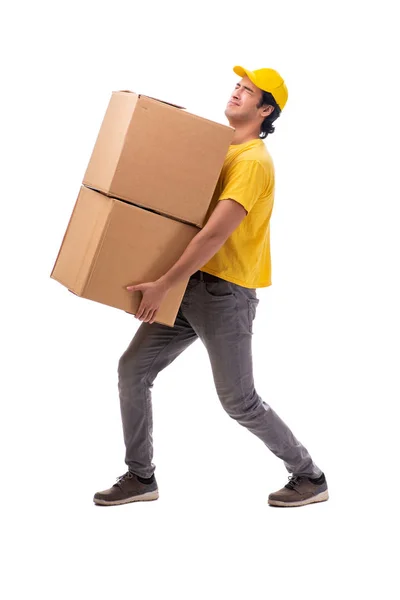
[225,76,273,124]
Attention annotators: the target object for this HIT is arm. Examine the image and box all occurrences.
[156,159,267,289]
[127,199,247,322]
[158,198,247,288]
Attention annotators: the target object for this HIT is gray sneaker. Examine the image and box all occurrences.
[93,471,159,506]
[268,473,329,507]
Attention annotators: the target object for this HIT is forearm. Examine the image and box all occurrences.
[157,231,223,289]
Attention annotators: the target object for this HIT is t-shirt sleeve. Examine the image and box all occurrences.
[218,160,267,213]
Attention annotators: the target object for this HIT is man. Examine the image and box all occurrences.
[93,66,329,508]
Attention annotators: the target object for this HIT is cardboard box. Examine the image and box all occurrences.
[51,186,198,327]
[83,91,234,228]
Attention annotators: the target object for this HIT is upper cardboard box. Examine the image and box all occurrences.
[83,91,234,228]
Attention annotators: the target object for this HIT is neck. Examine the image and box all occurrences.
[229,122,261,145]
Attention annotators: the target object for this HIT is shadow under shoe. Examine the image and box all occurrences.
[93,471,159,506]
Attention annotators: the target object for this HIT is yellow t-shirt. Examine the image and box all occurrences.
[201,138,275,288]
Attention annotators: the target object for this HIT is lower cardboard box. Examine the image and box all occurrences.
[51,185,198,327]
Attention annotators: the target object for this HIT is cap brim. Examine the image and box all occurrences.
[233,66,257,87]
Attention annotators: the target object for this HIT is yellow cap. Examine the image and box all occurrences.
[233,66,288,110]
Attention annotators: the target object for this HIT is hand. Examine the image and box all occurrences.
[126,280,169,323]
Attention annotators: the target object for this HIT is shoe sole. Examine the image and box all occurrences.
[93,490,159,506]
[268,489,329,507]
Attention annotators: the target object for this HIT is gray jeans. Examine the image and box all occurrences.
[118,273,322,479]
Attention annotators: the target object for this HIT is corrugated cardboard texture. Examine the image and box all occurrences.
[83,92,234,228]
[51,186,198,327]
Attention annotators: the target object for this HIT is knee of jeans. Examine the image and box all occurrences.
[217,388,245,417]
[217,386,259,419]
[118,353,149,388]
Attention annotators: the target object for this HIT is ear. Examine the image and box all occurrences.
[261,105,274,118]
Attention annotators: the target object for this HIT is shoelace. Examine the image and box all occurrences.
[285,475,304,490]
[115,471,134,487]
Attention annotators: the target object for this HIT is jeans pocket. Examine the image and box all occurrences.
[204,281,235,298]
[248,298,259,333]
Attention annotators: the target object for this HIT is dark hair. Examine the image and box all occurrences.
[257,90,281,138]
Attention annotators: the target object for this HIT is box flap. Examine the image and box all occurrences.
[141,95,185,109]
[115,90,184,109]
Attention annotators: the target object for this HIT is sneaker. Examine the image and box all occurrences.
[268,473,329,507]
[93,471,159,506]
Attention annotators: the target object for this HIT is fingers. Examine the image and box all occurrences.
[141,308,153,322]
[136,302,150,321]
[136,304,145,320]
[148,309,158,324]
[135,306,158,323]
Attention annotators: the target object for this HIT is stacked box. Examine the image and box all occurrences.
[51,91,234,326]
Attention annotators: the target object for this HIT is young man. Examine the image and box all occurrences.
[94,66,329,508]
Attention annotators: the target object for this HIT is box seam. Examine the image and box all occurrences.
[83,185,202,230]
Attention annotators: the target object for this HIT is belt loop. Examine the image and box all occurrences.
[199,270,204,281]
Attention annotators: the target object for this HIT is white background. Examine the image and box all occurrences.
[1,0,399,597]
